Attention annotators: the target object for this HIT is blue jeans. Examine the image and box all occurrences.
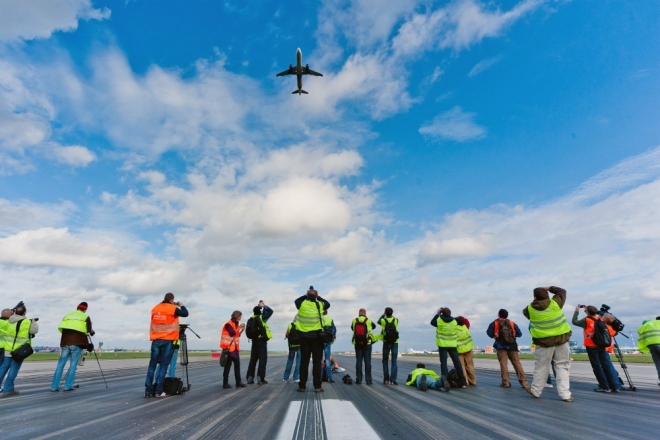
[602,350,622,390]
[50,345,83,390]
[382,342,398,383]
[586,347,617,390]
[355,344,372,383]
[155,347,179,378]
[438,347,466,386]
[323,343,333,381]
[283,346,301,381]
[0,356,24,392]
[144,340,174,395]
[416,375,444,390]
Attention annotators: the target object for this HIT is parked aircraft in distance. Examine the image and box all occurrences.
[406,348,437,354]
[276,48,323,95]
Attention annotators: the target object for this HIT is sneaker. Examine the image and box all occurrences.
[155,392,170,398]
[500,383,511,388]
[383,380,389,385]
[237,383,247,388]
[314,388,324,393]
[246,380,254,385]
[461,385,467,389]
[143,394,151,398]
[2,390,19,396]
[282,379,288,382]
[297,387,305,392]
[420,375,428,391]
[257,379,268,385]
[294,379,300,383]
[563,397,574,402]
[594,388,610,393]
[223,384,232,389]
[355,381,362,385]
[63,388,75,392]
[366,381,373,385]
[612,388,621,393]
[441,376,451,392]
[328,379,335,383]
[390,382,398,386]
[544,384,553,388]
[525,387,538,398]
[50,389,59,392]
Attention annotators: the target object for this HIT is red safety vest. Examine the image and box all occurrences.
[220,320,240,352]
[150,303,179,341]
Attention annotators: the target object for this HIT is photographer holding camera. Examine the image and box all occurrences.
[144,293,188,398]
[50,302,95,392]
[0,301,39,397]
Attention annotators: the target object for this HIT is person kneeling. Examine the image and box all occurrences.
[405,363,450,392]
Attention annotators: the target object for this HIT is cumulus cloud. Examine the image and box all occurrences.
[418,235,494,266]
[0,0,110,42]
[419,106,486,141]
[51,145,96,166]
[0,199,75,232]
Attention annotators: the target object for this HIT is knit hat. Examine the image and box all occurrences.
[253,306,262,315]
[77,302,88,311]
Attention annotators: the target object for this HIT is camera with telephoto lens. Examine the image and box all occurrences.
[599,304,625,332]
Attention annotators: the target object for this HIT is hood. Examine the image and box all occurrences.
[440,315,455,323]
[529,298,551,311]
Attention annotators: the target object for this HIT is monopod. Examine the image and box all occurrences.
[89,335,109,388]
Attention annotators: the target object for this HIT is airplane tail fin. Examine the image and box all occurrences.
[292,90,308,95]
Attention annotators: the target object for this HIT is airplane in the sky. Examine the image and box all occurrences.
[276,48,323,95]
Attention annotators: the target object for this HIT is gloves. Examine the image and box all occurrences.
[87,343,94,352]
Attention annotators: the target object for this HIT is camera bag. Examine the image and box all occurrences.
[10,319,34,362]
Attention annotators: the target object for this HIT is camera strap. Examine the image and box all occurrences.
[10,318,30,352]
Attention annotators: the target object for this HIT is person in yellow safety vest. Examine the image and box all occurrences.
[294,286,331,393]
[144,293,188,398]
[405,363,451,392]
[456,316,476,386]
[522,286,573,402]
[352,308,376,385]
[50,302,94,392]
[246,301,273,385]
[378,307,400,385]
[637,317,660,387]
[221,310,247,389]
[0,309,12,365]
[322,309,337,383]
[0,302,39,397]
[283,321,301,383]
[431,307,467,388]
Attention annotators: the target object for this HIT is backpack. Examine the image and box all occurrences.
[288,323,302,346]
[447,369,461,389]
[354,318,369,347]
[245,317,258,340]
[589,317,612,348]
[495,319,516,346]
[383,318,399,344]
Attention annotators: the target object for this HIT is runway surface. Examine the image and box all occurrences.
[1,354,659,439]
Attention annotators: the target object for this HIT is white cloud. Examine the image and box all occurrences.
[0,228,121,268]
[419,106,486,141]
[52,145,96,166]
[0,0,110,42]
[418,235,494,265]
[0,199,75,232]
[468,55,503,76]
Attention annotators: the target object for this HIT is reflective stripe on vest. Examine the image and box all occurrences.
[456,325,474,354]
[58,310,88,334]
[7,318,32,351]
[150,303,179,341]
[294,299,324,332]
[637,320,660,353]
[435,319,458,348]
[527,300,570,339]
[220,320,240,352]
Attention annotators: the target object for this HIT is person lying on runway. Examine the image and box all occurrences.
[405,363,451,392]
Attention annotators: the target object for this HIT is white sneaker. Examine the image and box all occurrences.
[294,379,300,383]
[545,384,553,388]
[282,379,287,382]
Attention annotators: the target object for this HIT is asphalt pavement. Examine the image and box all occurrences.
[1,354,659,439]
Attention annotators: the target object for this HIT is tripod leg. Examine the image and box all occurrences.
[89,336,109,389]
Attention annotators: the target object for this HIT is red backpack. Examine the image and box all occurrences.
[354,318,369,347]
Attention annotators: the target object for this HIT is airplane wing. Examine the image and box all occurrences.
[304,67,323,77]
[276,67,295,77]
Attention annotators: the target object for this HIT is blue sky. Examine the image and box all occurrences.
[1,0,659,351]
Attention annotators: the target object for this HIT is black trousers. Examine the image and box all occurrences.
[246,339,268,381]
[299,336,324,389]
[223,355,241,384]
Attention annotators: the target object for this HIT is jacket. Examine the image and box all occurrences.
[522,286,571,347]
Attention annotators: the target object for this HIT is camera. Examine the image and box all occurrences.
[600,304,611,313]
[578,305,586,308]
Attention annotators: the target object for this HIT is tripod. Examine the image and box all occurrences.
[612,334,636,391]
[178,324,200,392]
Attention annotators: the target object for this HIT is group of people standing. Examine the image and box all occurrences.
[3,284,660,400]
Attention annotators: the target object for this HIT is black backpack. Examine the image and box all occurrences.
[447,369,461,389]
[354,318,369,347]
[496,319,516,346]
[383,318,399,344]
[245,317,258,340]
[589,317,612,348]
[288,323,302,346]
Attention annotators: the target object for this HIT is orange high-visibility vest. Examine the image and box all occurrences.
[606,324,616,353]
[150,303,179,341]
[220,320,240,352]
[583,316,602,348]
